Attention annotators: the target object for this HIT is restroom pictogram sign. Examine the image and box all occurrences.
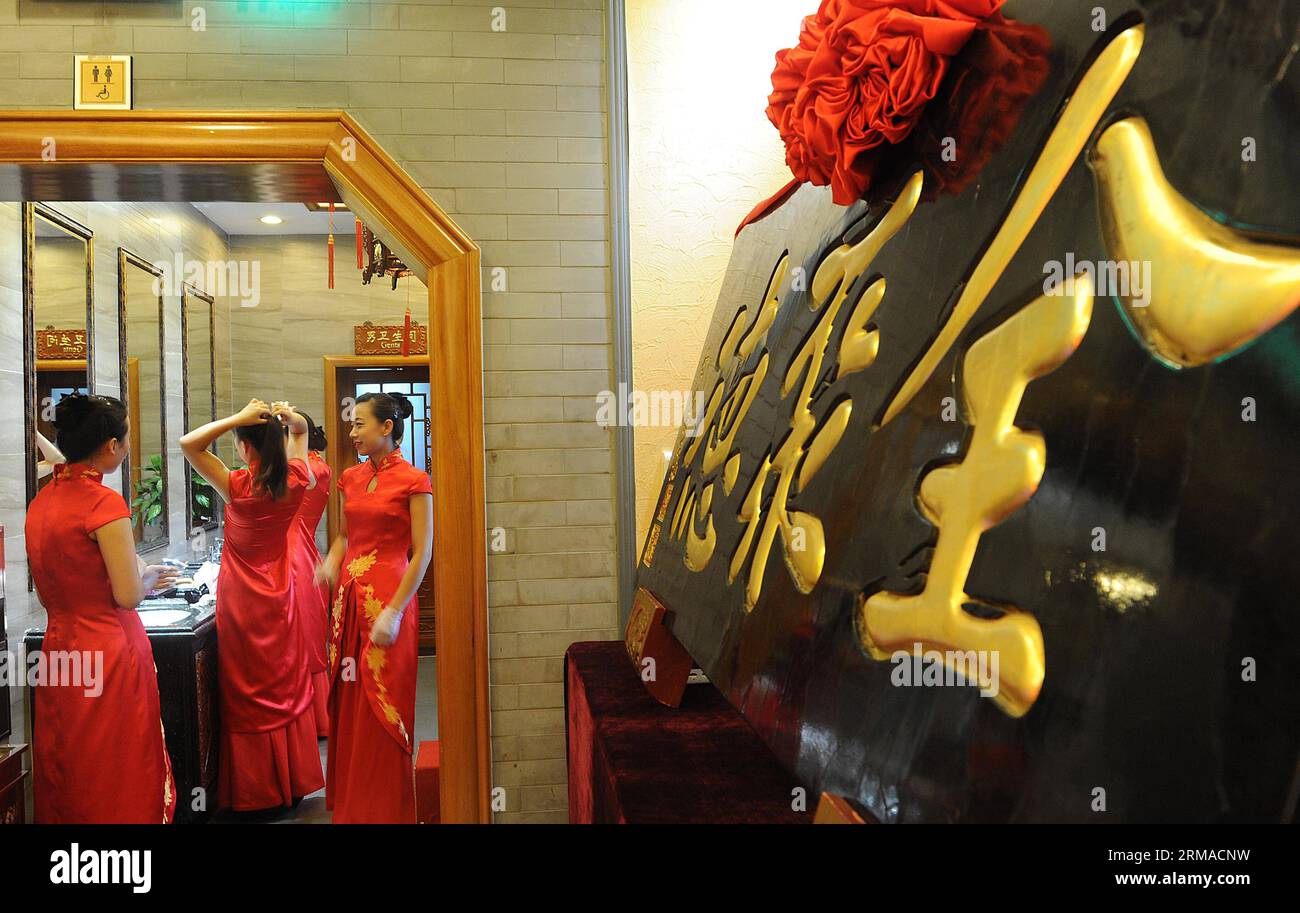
[74,55,132,110]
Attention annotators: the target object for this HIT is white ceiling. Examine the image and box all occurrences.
[192,201,350,236]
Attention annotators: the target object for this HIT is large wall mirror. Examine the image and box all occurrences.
[182,284,218,537]
[23,203,94,510]
[118,249,169,552]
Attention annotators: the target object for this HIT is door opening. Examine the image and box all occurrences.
[326,357,436,655]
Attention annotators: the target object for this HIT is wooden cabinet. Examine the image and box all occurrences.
[0,743,27,825]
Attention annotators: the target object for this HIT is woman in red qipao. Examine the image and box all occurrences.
[25,393,179,823]
[282,409,332,737]
[181,398,324,812]
[319,392,433,824]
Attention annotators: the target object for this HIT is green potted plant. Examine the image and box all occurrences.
[131,453,165,532]
[191,467,215,525]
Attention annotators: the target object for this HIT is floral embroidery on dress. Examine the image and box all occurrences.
[368,449,403,475]
[329,585,345,673]
[160,720,175,824]
[52,463,102,483]
[358,580,409,748]
[346,549,378,580]
[333,546,410,748]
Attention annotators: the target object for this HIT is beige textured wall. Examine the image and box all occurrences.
[626,0,805,550]
[225,234,429,429]
[0,0,617,823]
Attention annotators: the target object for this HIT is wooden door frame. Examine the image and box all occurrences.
[322,354,431,545]
[0,111,490,824]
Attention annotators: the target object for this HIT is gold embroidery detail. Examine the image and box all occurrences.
[360,581,410,747]
[362,586,386,623]
[346,549,378,580]
[160,720,174,823]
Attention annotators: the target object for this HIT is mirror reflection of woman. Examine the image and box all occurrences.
[181,398,324,814]
[25,394,179,823]
[319,392,433,823]
[280,407,332,738]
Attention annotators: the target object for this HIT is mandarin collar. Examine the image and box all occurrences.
[367,449,404,475]
[53,462,102,483]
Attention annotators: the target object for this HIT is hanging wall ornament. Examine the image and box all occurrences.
[327,202,336,289]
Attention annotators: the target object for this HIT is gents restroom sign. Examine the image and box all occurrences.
[73,55,132,110]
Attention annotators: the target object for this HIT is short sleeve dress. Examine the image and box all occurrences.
[325,448,432,823]
[25,462,176,823]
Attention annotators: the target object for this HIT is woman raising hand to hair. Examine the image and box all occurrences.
[181,398,324,814]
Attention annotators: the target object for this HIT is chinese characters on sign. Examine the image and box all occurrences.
[353,324,428,356]
[36,329,87,360]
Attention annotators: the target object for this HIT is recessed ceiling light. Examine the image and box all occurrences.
[260,215,283,225]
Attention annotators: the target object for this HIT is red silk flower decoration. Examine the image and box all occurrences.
[767,0,1006,206]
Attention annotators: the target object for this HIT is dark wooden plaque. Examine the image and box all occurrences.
[636,0,1300,823]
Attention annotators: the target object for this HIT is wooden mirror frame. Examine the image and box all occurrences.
[117,248,169,554]
[180,283,218,540]
[0,111,491,823]
[22,202,95,514]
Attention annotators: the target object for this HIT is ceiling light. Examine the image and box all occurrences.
[260,215,283,225]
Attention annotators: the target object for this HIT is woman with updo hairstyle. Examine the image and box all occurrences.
[280,407,332,737]
[25,393,180,823]
[181,398,324,814]
[319,390,432,823]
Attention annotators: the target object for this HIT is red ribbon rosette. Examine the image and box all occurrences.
[741,0,1007,233]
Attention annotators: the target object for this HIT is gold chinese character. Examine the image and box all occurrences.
[666,254,789,571]
[857,275,1095,718]
[728,171,923,612]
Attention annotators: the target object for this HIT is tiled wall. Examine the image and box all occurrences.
[225,233,430,427]
[0,0,619,822]
[0,199,231,744]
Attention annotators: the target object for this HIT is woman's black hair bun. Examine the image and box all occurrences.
[53,393,94,429]
[389,391,414,419]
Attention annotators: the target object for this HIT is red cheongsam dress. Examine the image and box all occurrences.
[25,462,176,824]
[216,458,325,810]
[326,448,431,823]
[287,450,332,737]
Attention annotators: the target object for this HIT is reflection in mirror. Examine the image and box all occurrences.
[24,203,94,508]
[182,285,218,535]
[119,249,169,551]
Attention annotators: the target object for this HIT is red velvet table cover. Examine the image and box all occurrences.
[565,641,812,824]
